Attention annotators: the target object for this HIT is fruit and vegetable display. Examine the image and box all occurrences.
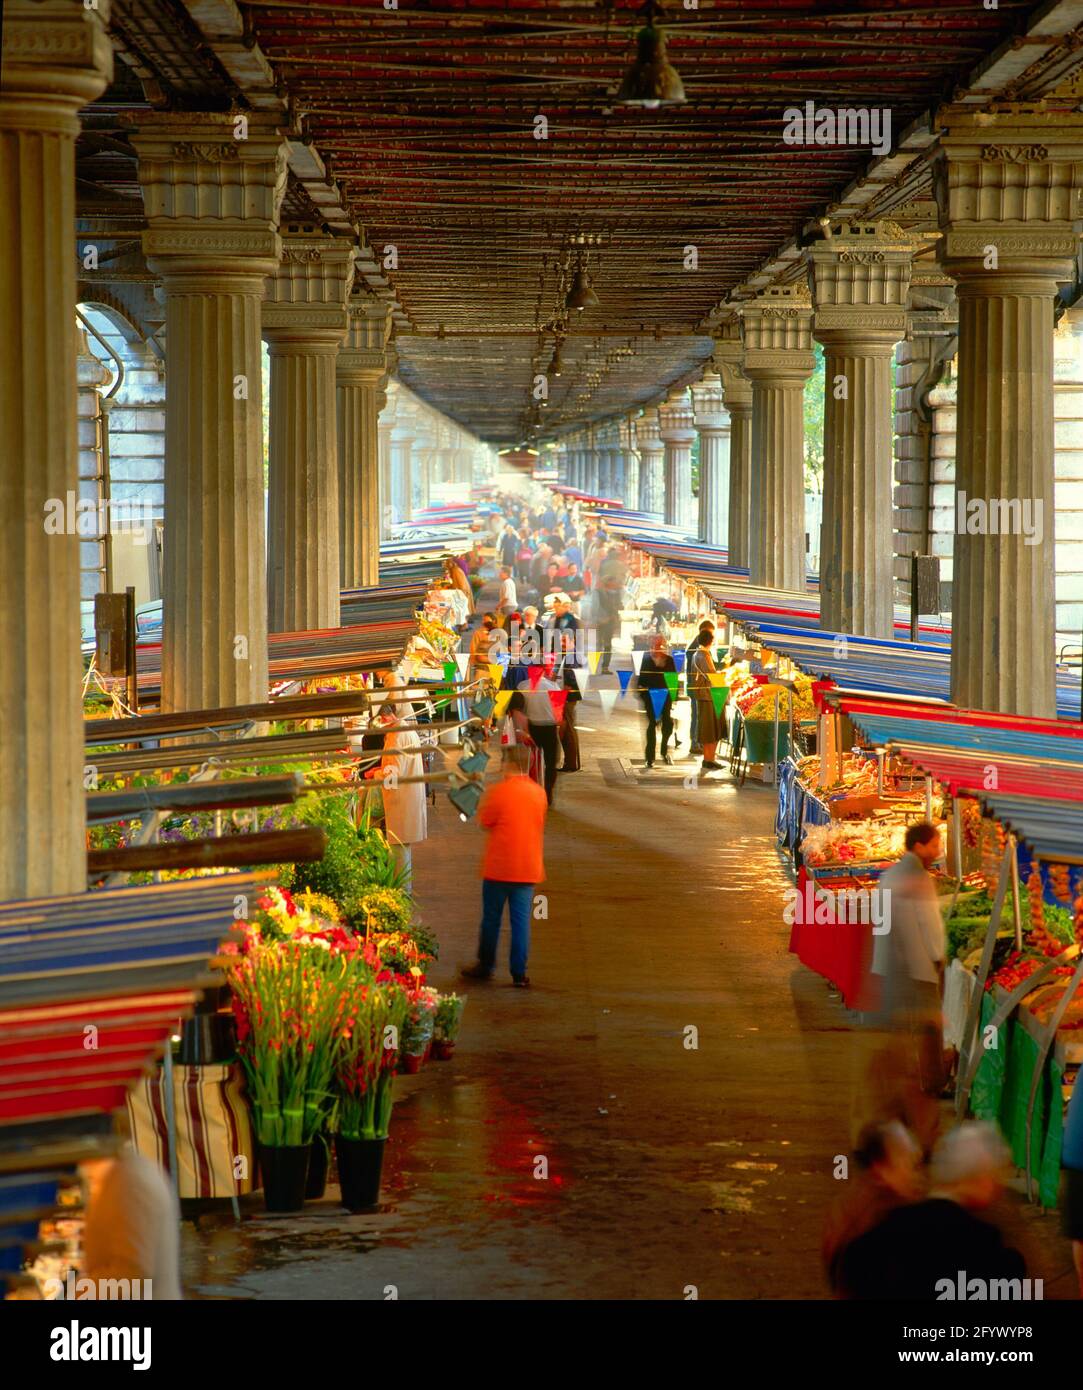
[800,817,915,867]
[727,665,817,723]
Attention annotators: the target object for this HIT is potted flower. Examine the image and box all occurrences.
[229,937,348,1212]
[432,993,466,1061]
[333,968,408,1212]
[399,986,438,1074]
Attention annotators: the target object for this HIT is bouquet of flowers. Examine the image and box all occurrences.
[434,993,466,1044]
[357,886,413,936]
[401,985,439,1059]
[335,964,409,1141]
[229,937,351,1148]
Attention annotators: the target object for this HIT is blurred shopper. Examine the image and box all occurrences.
[469,611,498,681]
[499,522,520,569]
[497,565,518,622]
[690,629,723,772]
[555,625,582,775]
[637,634,676,770]
[443,556,475,618]
[461,744,547,987]
[364,691,427,890]
[594,544,627,675]
[508,665,563,807]
[837,1122,1027,1300]
[685,618,715,754]
[822,1120,923,1296]
[81,1124,181,1300]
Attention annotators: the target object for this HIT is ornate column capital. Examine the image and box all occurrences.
[711,318,753,412]
[130,114,289,283]
[657,388,696,444]
[691,371,729,434]
[739,286,815,384]
[618,417,637,453]
[807,220,915,352]
[338,294,392,383]
[933,104,1083,287]
[635,407,664,454]
[2,0,114,130]
[262,233,356,344]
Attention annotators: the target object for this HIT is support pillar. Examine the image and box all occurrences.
[934,105,1083,716]
[0,0,112,899]
[635,409,664,515]
[691,372,731,547]
[619,418,640,508]
[337,295,391,590]
[378,383,395,540]
[713,320,753,567]
[809,220,913,637]
[263,233,355,632]
[658,389,697,532]
[391,405,417,523]
[740,287,815,591]
[132,116,287,709]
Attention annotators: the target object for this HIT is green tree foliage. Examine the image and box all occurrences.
[803,343,825,493]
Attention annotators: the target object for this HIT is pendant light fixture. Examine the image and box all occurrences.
[617,1,685,109]
[565,262,600,313]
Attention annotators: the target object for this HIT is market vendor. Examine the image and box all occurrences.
[364,678,429,889]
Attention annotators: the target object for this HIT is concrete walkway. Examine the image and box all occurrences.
[181,684,1077,1300]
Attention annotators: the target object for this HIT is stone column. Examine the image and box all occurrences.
[691,371,731,547]
[658,389,697,531]
[390,403,417,523]
[635,408,665,515]
[378,382,395,540]
[263,233,355,633]
[412,410,434,514]
[619,417,640,508]
[740,287,815,591]
[337,295,391,590]
[714,320,753,566]
[808,220,914,637]
[934,106,1083,717]
[0,0,112,899]
[131,115,287,708]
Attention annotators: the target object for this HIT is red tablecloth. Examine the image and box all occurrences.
[788,867,880,1010]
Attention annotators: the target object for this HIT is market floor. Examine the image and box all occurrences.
[181,685,1078,1301]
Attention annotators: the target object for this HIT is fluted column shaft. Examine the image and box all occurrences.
[622,448,639,509]
[378,416,393,539]
[163,277,273,694]
[819,344,895,635]
[951,279,1057,715]
[727,402,752,566]
[698,427,731,547]
[662,437,695,530]
[266,332,341,631]
[391,432,415,521]
[639,446,664,514]
[337,371,382,589]
[748,379,807,590]
[1,0,111,899]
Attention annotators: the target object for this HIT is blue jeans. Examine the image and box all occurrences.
[478,880,533,978]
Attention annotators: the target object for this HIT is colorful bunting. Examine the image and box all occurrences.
[494,691,513,720]
[443,660,457,682]
[672,649,686,673]
[711,686,728,716]
[548,689,569,720]
[571,666,589,694]
[708,672,728,687]
[528,664,544,690]
[663,671,679,696]
[630,650,645,674]
[597,688,619,718]
[587,650,602,674]
[455,652,470,678]
[617,668,634,695]
[488,662,504,686]
[649,688,669,719]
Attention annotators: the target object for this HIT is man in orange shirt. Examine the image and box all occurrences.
[461,744,547,988]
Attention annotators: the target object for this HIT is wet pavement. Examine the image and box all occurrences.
[181,684,1078,1299]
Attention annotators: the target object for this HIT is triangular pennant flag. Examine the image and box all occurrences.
[587,650,602,674]
[664,671,679,696]
[443,660,457,682]
[571,666,589,694]
[649,688,669,719]
[455,652,470,678]
[528,664,544,690]
[597,688,619,718]
[488,662,504,686]
[548,689,569,720]
[672,649,686,673]
[708,672,728,687]
[494,691,513,720]
[630,650,645,674]
[711,686,728,716]
[617,668,634,695]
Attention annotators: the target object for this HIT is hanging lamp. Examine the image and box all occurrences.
[565,265,600,312]
[617,3,685,109]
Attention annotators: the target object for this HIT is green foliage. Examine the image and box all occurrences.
[803,343,825,491]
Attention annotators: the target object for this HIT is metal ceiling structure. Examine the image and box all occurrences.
[73,0,1083,443]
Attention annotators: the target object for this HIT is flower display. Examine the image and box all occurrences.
[434,993,466,1043]
[357,886,413,936]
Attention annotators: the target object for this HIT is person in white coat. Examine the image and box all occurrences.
[364,677,429,888]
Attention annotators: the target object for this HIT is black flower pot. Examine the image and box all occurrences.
[305,1132,330,1200]
[334,1135,387,1212]
[258,1143,310,1213]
